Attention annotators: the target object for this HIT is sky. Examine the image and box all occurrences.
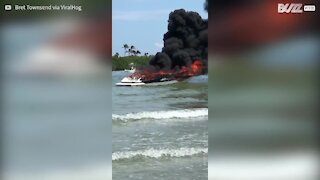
[112,0,208,56]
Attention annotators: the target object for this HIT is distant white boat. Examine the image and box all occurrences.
[124,67,136,73]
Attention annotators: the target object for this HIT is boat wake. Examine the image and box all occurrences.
[112,108,208,123]
[112,147,207,161]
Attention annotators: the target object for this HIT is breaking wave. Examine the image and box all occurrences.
[112,147,207,161]
[112,108,208,122]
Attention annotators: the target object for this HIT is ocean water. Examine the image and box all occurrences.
[112,71,208,180]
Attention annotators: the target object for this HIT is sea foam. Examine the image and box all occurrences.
[112,147,207,161]
[112,108,208,122]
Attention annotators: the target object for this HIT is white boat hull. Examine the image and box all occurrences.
[116,75,182,86]
[116,82,145,86]
[116,80,179,86]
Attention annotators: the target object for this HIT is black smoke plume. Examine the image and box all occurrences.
[149,8,208,73]
[204,0,208,11]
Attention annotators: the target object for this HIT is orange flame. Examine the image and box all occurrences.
[130,60,203,81]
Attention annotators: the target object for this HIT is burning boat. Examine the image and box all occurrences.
[117,9,207,86]
[116,60,203,86]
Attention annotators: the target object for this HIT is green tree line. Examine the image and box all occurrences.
[112,56,152,71]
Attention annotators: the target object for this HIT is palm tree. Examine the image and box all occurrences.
[129,45,136,56]
[114,52,119,58]
[136,50,141,56]
[132,50,137,56]
[123,44,129,56]
[144,52,149,56]
[128,48,132,56]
